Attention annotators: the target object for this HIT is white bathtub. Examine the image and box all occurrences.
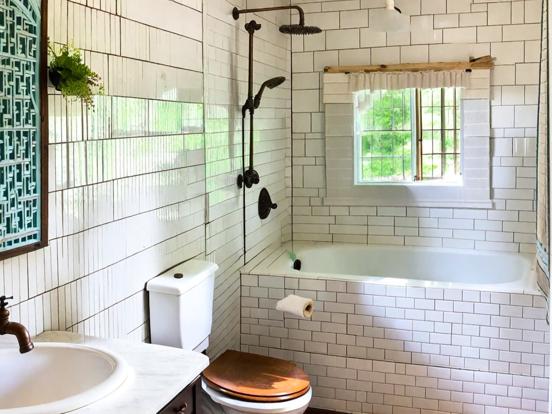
[252,242,540,294]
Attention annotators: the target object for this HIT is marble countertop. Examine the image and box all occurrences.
[1,331,210,414]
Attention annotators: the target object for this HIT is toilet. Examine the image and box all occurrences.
[147,260,312,414]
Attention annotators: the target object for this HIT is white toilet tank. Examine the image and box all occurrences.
[147,260,218,352]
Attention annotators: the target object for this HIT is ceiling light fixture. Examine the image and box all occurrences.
[369,0,410,33]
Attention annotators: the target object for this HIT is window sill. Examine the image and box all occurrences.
[324,197,493,209]
[355,180,463,188]
[325,180,492,209]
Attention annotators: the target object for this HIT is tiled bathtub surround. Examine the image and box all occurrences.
[291,0,541,253]
[241,269,549,413]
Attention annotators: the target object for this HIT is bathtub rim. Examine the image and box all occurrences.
[246,242,542,296]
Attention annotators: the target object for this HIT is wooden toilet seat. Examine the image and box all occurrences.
[202,350,310,403]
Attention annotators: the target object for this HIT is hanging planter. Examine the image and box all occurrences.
[48,67,63,91]
[48,42,104,109]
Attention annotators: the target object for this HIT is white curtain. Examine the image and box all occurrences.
[350,70,472,118]
[348,70,471,93]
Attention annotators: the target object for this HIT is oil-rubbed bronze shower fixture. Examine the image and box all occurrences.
[232,5,322,35]
[234,5,322,190]
[237,74,286,189]
[237,19,263,189]
[258,188,278,220]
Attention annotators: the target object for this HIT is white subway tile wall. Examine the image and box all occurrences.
[204,0,291,357]
[241,272,550,413]
[3,0,207,344]
[3,0,292,357]
[2,1,548,412]
[291,0,541,254]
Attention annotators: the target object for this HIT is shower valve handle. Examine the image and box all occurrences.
[258,188,277,220]
[238,169,260,189]
[244,172,259,188]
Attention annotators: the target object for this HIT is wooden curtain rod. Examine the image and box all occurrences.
[324,55,494,74]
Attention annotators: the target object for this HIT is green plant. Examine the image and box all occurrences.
[288,251,297,262]
[48,42,104,109]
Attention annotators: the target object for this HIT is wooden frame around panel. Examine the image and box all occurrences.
[0,0,49,261]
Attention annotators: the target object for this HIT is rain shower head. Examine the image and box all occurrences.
[279,24,322,35]
[254,77,286,109]
[232,5,322,36]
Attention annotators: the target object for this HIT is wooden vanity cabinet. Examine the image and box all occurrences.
[157,376,201,414]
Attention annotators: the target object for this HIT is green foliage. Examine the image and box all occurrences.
[358,87,462,182]
[288,251,297,262]
[48,42,104,109]
[359,90,413,181]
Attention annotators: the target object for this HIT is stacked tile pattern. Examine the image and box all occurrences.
[3,0,292,354]
[291,0,541,253]
[2,0,206,342]
[241,272,549,413]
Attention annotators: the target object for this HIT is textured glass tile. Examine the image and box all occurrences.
[112,97,148,138]
[183,103,203,133]
[149,100,183,135]
[87,96,111,141]
[0,0,42,252]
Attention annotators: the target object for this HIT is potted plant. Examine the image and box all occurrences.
[48,42,104,109]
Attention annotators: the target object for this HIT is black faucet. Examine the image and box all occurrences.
[0,296,34,354]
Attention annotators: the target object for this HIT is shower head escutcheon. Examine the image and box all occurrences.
[232,5,322,36]
[254,77,286,109]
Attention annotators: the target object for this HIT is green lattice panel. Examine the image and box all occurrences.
[0,0,42,252]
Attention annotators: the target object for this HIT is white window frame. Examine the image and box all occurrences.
[322,70,492,209]
[353,88,464,186]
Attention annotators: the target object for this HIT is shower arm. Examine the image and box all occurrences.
[232,5,305,26]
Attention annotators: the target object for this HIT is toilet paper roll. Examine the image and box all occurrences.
[276,295,314,318]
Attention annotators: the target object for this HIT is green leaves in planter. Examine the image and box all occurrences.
[48,42,104,109]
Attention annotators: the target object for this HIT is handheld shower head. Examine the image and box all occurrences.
[254,77,286,109]
[279,24,322,35]
[264,76,286,89]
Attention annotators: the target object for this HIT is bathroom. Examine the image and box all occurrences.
[0,0,549,413]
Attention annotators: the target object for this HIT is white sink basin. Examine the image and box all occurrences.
[0,343,129,414]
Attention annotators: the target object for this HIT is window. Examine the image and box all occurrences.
[355,87,462,184]
[323,69,491,207]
